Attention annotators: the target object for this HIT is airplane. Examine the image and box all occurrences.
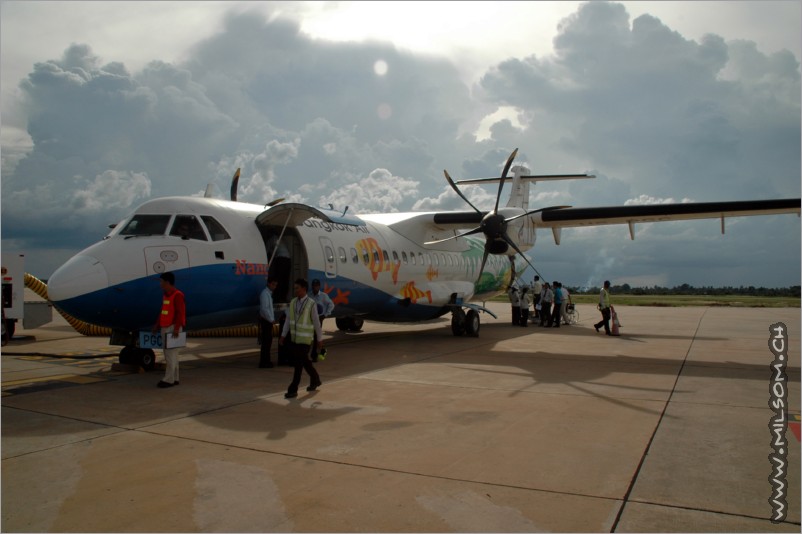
[47,149,800,368]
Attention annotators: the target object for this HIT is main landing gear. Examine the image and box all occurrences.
[451,308,480,337]
[335,316,364,332]
[118,346,157,371]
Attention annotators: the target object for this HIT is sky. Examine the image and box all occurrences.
[1,0,800,289]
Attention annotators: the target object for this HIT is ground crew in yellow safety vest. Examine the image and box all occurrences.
[279,278,323,398]
[594,280,612,336]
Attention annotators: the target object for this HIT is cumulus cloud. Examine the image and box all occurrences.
[71,170,151,213]
[319,168,419,213]
[1,2,798,287]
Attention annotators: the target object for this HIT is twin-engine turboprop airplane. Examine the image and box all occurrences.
[47,149,800,366]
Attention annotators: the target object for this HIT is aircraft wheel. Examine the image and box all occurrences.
[119,346,137,365]
[451,309,466,336]
[139,349,157,371]
[119,347,157,370]
[465,310,480,337]
[336,317,364,332]
[4,319,15,340]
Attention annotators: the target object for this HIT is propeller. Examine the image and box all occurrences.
[230,168,241,202]
[430,148,570,286]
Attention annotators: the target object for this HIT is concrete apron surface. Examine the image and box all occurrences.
[1,303,800,532]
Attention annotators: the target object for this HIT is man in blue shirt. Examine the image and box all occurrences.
[258,277,279,368]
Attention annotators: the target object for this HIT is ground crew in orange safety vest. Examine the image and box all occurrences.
[152,272,186,388]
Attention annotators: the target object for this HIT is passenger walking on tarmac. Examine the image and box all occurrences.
[280,278,323,398]
[508,286,521,325]
[560,284,573,325]
[258,277,278,368]
[532,276,543,320]
[519,286,532,327]
[309,279,335,361]
[594,280,613,335]
[551,282,563,328]
[153,272,185,388]
[539,283,554,327]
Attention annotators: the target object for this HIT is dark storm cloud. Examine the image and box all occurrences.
[478,2,800,204]
[2,2,798,286]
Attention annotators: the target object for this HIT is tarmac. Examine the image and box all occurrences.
[1,302,800,533]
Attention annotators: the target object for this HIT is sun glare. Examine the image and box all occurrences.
[373,59,388,76]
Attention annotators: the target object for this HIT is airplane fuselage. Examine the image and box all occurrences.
[48,196,521,332]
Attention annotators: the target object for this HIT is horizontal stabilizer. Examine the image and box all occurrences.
[538,198,800,227]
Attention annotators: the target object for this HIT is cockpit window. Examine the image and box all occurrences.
[119,215,171,236]
[170,215,208,241]
[201,216,231,241]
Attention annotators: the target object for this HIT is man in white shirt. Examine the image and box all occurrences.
[532,276,543,320]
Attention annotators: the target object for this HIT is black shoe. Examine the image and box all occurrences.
[595,325,600,332]
[173,381,180,386]
[157,381,174,388]
[284,391,297,399]
[258,362,274,368]
[307,381,322,392]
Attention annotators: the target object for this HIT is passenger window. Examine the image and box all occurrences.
[410,253,416,265]
[351,248,359,263]
[170,215,207,241]
[392,251,399,263]
[325,246,335,264]
[383,250,389,263]
[120,214,171,236]
[338,247,347,263]
[201,216,231,241]
[402,251,408,264]
[362,251,370,265]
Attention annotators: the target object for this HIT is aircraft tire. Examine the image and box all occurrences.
[336,317,364,332]
[465,310,480,337]
[139,349,157,371]
[4,319,14,341]
[451,309,466,336]
[119,346,137,365]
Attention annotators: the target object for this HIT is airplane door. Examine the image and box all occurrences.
[145,246,191,276]
[319,237,337,278]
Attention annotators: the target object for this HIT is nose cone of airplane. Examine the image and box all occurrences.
[48,254,109,303]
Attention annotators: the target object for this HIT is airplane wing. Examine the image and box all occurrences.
[534,198,800,242]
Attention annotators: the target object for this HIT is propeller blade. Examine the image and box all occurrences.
[230,168,241,202]
[493,148,519,214]
[424,226,483,246]
[503,205,572,224]
[266,197,286,207]
[501,231,538,274]
[476,249,489,285]
[444,170,482,214]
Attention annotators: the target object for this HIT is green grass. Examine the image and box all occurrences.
[493,294,800,308]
